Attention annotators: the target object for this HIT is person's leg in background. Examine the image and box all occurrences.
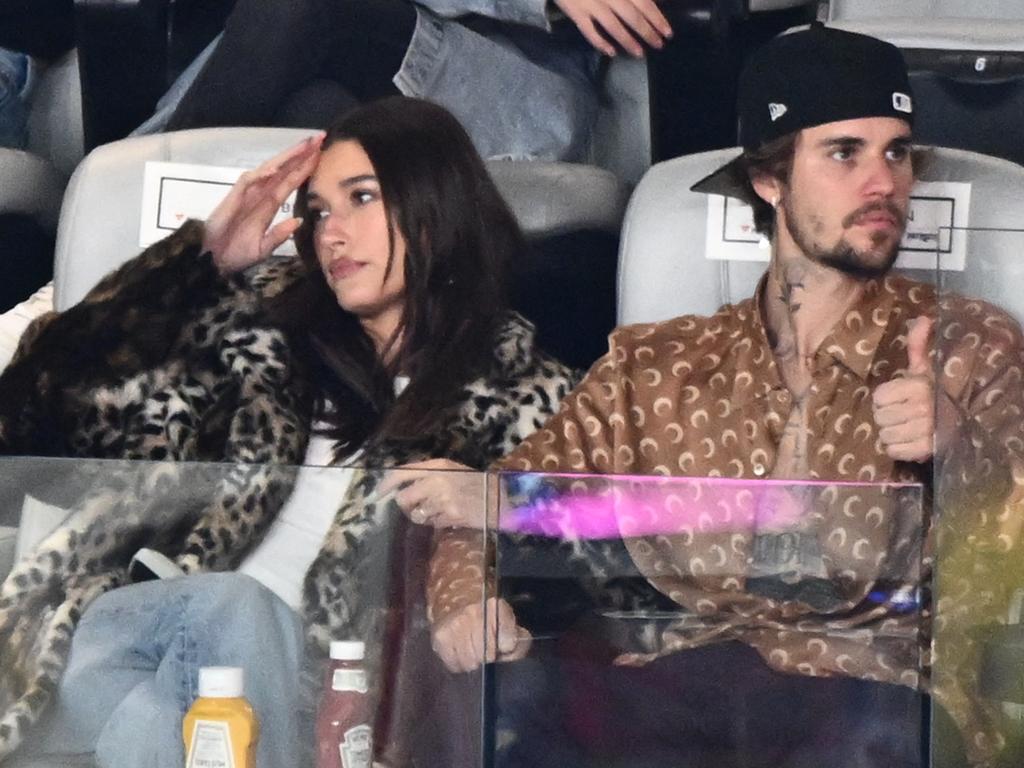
[12,572,306,768]
[164,0,415,131]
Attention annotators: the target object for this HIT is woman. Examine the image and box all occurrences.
[1,96,576,767]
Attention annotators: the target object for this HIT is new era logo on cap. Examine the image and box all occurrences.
[892,92,912,114]
[768,103,788,122]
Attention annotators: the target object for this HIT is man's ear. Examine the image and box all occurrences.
[751,173,782,209]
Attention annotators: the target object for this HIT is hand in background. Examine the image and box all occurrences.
[203,132,324,274]
[554,0,672,58]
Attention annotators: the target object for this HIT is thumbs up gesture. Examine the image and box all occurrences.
[872,317,942,462]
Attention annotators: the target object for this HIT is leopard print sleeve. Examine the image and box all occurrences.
[0,220,224,454]
[171,322,312,573]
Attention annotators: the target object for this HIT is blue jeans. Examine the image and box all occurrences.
[12,573,310,768]
[0,46,28,149]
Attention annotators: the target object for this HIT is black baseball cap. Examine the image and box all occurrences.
[691,23,914,198]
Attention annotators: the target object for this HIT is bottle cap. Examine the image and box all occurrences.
[198,666,245,698]
[329,641,365,661]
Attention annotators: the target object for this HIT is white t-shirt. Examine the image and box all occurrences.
[238,377,409,610]
[237,433,354,610]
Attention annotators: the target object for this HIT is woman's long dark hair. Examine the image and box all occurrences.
[268,96,523,460]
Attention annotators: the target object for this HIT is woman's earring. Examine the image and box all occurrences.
[771,195,780,209]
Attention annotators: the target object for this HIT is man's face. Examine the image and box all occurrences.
[770,117,914,278]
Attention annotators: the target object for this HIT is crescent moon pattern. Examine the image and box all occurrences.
[643,368,663,387]
[672,360,693,377]
[634,346,655,363]
[430,279,1024,738]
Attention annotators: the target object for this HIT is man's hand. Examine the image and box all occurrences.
[203,133,324,274]
[554,0,672,58]
[431,596,532,672]
[378,459,488,529]
[872,317,959,462]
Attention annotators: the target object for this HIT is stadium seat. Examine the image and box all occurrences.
[0,50,83,311]
[0,49,82,225]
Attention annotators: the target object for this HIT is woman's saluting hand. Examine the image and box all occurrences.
[203,132,325,274]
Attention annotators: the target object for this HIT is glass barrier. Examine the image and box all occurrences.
[491,472,927,767]
[931,226,1024,768]
[0,456,490,768]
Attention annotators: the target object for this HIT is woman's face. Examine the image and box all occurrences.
[306,140,407,348]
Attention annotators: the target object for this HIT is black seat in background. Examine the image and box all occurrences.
[75,0,237,150]
[512,230,620,372]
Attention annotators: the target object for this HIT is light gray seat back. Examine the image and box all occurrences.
[618,146,1024,327]
[26,49,84,177]
[55,127,629,310]
[0,50,82,231]
[617,148,766,325]
[828,0,1023,22]
[826,0,1024,52]
[0,149,66,230]
[590,57,650,185]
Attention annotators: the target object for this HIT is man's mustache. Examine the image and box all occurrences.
[841,201,906,229]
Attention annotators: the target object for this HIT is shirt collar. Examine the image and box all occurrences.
[746,272,897,385]
[815,278,895,381]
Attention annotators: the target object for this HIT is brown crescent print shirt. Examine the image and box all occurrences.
[428,274,1024,766]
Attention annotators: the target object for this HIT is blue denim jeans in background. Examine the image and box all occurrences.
[11,572,311,768]
[0,47,29,149]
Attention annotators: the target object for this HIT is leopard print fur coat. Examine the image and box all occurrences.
[0,220,579,760]
[0,221,312,759]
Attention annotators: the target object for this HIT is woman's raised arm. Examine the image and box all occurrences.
[204,133,324,274]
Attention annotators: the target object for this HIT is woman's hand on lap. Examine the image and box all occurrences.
[203,132,325,274]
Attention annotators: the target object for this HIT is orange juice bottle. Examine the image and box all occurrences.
[184,666,259,768]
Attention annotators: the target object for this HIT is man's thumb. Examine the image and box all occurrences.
[906,316,933,376]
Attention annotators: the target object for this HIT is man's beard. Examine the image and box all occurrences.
[783,199,905,279]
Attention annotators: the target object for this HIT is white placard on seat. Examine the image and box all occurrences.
[139,161,298,254]
[704,181,972,271]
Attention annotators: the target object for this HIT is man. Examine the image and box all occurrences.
[403,23,1024,768]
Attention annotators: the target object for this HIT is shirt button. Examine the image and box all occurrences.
[777,390,790,402]
[753,463,766,477]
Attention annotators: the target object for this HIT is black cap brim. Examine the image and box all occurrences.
[689,152,749,200]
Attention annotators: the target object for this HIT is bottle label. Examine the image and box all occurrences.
[331,668,368,693]
[186,719,235,768]
[339,724,372,768]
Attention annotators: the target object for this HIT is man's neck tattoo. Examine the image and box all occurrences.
[778,265,806,314]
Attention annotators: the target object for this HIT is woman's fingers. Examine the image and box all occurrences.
[556,0,672,57]
[260,217,303,258]
[203,134,324,271]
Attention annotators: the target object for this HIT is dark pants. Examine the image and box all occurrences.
[165,0,415,131]
[491,638,958,768]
